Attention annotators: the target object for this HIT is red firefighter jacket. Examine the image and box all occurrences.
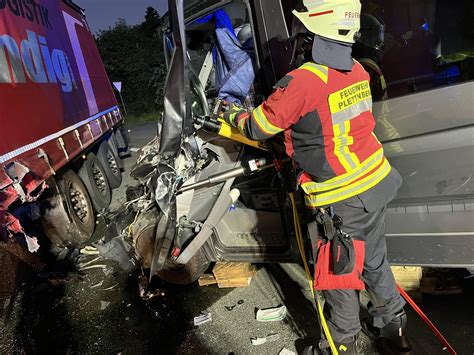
[231,60,392,207]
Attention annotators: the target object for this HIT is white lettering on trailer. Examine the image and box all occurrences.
[0,30,75,92]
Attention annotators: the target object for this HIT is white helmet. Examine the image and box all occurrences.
[293,0,362,44]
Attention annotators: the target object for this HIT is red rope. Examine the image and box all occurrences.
[397,285,457,355]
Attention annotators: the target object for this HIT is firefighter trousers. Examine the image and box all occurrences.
[320,195,405,343]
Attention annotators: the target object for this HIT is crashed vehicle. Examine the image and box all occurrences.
[125,0,474,284]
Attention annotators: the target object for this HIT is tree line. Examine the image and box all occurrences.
[95,7,166,122]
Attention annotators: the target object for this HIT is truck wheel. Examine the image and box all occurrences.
[156,250,210,285]
[41,170,95,247]
[97,140,122,188]
[78,152,111,211]
[107,132,123,169]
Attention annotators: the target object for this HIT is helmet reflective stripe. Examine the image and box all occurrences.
[293,0,361,43]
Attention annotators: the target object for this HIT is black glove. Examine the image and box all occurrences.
[222,101,245,128]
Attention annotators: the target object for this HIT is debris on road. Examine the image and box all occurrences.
[250,333,280,346]
[79,264,107,271]
[77,256,103,269]
[256,305,287,322]
[138,275,149,298]
[194,312,212,326]
[95,235,135,272]
[279,348,296,355]
[80,246,100,255]
[100,300,111,310]
[101,283,118,291]
[90,280,104,289]
[103,266,115,277]
[225,299,244,311]
[138,274,164,300]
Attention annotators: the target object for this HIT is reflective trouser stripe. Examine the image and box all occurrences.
[300,63,329,83]
[252,105,284,136]
[301,148,385,194]
[304,158,391,207]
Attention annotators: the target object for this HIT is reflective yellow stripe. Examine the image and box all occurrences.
[237,115,247,133]
[253,105,284,135]
[301,148,385,194]
[332,121,359,171]
[300,63,329,83]
[328,80,372,173]
[304,159,391,207]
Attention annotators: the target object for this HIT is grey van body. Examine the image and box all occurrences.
[133,0,473,283]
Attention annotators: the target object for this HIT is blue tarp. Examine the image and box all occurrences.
[214,27,255,104]
[195,10,255,104]
[194,9,237,39]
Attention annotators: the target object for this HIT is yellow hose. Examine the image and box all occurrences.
[288,192,338,355]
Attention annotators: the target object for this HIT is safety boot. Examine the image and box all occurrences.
[302,338,358,355]
[380,310,412,354]
[333,339,358,354]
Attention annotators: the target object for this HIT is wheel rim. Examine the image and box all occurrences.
[106,150,119,176]
[69,182,91,225]
[91,162,108,197]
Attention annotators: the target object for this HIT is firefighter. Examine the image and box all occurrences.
[221,0,411,353]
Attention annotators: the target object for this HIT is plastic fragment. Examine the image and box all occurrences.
[103,265,114,276]
[279,348,296,355]
[90,280,104,289]
[100,300,111,310]
[256,305,287,322]
[102,283,118,291]
[25,236,40,253]
[80,246,100,255]
[194,312,212,326]
[250,333,280,346]
[225,299,244,311]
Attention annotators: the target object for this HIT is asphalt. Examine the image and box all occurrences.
[1,122,473,355]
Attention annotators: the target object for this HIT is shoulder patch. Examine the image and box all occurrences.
[273,75,293,89]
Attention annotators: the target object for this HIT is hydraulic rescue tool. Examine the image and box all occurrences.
[179,157,272,193]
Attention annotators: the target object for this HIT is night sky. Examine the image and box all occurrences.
[74,0,168,33]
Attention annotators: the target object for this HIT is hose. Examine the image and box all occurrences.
[289,192,338,355]
[397,285,457,355]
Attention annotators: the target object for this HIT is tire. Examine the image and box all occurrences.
[97,140,122,188]
[107,132,123,169]
[78,152,111,211]
[41,169,95,247]
[156,249,210,285]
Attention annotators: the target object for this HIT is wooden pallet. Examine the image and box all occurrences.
[198,262,257,288]
[391,266,423,303]
[391,266,423,291]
